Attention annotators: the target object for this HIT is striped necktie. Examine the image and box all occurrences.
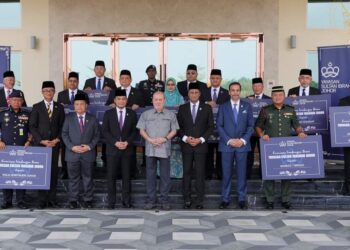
[47,103,52,119]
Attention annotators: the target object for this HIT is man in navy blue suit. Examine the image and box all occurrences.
[217,82,254,209]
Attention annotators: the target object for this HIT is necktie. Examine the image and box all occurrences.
[213,89,218,102]
[233,104,238,125]
[70,91,75,104]
[97,78,101,90]
[119,110,123,130]
[47,103,52,119]
[6,90,11,106]
[192,104,197,123]
[302,88,306,96]
[255,95,260,99]
[79,116,84,133]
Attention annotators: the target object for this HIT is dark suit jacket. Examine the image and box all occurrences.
[57,89,89,105]
[177,102,214,153]
[177,80,207,98]
[202,87,230,104]
[29,100,65,145]
[217,100,254,153]
[287,86,320,96]
[246,94,271,99]
[106,87,144,107]
[102,107,138,155]
[61,113,100,162]
[0,88,27,107]
[83,77,116,90]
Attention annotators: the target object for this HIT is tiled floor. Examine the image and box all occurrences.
[0,210,349,249]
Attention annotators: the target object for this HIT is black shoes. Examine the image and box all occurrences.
[69,201,78,209]
[47,201,60,208]
[219,201,230,209]
[238,201,247,210]
[265,202,274,210]
[281,202,292,210]
[107,203,115,210]
[1,202,13,209]
[122,202,133,208]
[183,201,192,209]
[17,202,28,209]
[196,204,204,209]
[341,184,350,195]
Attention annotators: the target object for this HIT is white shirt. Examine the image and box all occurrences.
[299,86,310,96]
[44,100,54,112]
[95,76,105,89]
[68,88,78,98]
[228,99,246,146]
[211,87,220,100]
[116,107,126,124]
[4,87,12,98]
[182,101,205,144]
[121,86,131,98]
[77,113,86,125]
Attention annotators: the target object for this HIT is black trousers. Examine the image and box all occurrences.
[246,136,261,179]
[2,189,25,204]
[38,145,60,205]
[205,143,222,178]
[182,152,206,204]
[106,151,131,205]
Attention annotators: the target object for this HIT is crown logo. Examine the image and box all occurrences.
[279,141,287,147]
[321,62,340,78]
[9,150,16,156]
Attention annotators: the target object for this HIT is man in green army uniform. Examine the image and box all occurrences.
[255,86,306,210]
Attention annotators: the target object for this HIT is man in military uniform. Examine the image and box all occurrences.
[138,65,165,106]
[0,91,32,209]
[255,86,306,210]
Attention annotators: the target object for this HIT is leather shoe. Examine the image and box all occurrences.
[196,204,204,209]
[238,201,247,210]
[84,201,93,209]
[122,202,133,208]
[183,201,192,209]
[265,202,274,210]
[219,201,229,209]
[281,202,292,210]
[69,201,78,209]
[17,202,28,209]
[47,201,60,208]
[144,203,156,210]
[161,203,171,211]
[1,202,13,209]
[107,204,115,210]
[341,184,350,195]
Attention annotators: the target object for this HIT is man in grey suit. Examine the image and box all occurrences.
[62,93,100,209]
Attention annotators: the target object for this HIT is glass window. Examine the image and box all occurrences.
[118,39,160,87]
[166,39,208,83]
[307,51,319,88]
[0,1,21,29]
[215,39,257,97]
[10,51,21,89]
[69,39,112,89]
[307,1,350,29]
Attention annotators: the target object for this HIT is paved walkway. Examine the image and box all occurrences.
[0,210,349,249]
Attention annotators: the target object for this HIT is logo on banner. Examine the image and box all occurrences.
[321,62,340,78]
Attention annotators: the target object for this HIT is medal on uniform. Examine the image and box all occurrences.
[19,128,24,136]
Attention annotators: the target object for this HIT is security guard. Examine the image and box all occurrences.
[255,86,306,210]
[0,91,32,209]
[138,65,165,106]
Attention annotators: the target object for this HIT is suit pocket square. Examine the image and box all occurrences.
[242,110,247,114]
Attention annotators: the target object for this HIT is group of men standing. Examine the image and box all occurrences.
[1,60,342,211]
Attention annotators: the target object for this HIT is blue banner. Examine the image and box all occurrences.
[86,90,110,105]
[260,135,325,180]
[0,46,11,87]
[0,146,52,190]
[318,45,350,159]
[329,106,350,147]
[285,95,331,133]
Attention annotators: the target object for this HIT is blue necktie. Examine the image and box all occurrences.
[97,78,101,90]
[233,104,238,125]
[70,91,75,104]
[302,88,306,96]
[213,89,218,102]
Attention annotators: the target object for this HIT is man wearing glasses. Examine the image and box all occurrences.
[177,64,207,101]
[287,69,320,97]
